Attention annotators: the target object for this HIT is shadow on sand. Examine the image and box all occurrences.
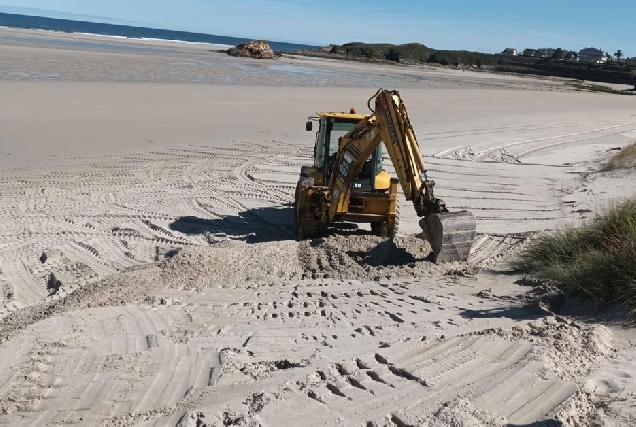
[459,306,547,322]
[169,203,367,244]
[169,204,296,243]
[507,422,564,427]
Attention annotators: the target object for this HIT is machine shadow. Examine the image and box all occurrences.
[507,422,564,427]
[169,204,296,244]
[459,306,548,322]
[169,203,384,245]
[343,237,434,266]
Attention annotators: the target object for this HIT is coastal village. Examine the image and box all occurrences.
[502,46,631,64]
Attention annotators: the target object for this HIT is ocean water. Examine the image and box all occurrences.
[0,12,316,51]
[0,12,409,87]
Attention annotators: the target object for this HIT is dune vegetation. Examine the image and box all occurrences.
[604,141,636,170]
[516,200,636,317]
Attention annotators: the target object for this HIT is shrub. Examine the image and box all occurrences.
[604,141,636,170]
[330,42,434,63]
[515,200,636,317]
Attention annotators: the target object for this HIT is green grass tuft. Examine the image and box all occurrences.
[604,141,636,171]
[515,200,636,316]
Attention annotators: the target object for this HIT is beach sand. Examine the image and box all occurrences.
[1,28,635,426]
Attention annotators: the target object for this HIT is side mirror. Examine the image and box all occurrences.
[306,121,313,132]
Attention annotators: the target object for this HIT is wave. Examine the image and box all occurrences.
[72,32,235,48]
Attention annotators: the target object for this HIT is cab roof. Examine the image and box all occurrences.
[316,112,366,121]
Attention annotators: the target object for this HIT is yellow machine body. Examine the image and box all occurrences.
[295,111,399,238]
[294,92,477,263]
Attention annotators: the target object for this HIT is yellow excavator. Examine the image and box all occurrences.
[295,89,476,263]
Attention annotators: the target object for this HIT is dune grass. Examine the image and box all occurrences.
[515,200,636,316]
[604,141,636,171]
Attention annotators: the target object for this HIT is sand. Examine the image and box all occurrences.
[1,28,636,426]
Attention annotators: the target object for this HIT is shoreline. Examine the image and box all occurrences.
[1,25,634,92]
[0,29,620,90]
[0,25,219,53]
[0,25,234,48]
[283,43,636,90]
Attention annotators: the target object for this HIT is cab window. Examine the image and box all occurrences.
[313,118,358,171]
[328,122,356,157]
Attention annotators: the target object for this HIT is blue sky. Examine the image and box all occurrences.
[0,1,633,56]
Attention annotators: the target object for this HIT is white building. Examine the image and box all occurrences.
[502,48,517,56]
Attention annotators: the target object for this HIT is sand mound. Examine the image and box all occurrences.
[226,40,276,59]
[477,316,613,383]
[298,234,475,280]
[434,146,520,163]
[149,233,479,291]
[158,234,475,290]
[430,398,508,426]
[163,241,303,289]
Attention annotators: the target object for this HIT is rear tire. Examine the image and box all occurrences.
[372,199,400,238]
[371,221,382,236]
[297,221,318,240]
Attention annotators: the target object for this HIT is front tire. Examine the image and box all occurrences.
[294,180,323,240]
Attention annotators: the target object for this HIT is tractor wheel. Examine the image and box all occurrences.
[372,199,400,238]
[294,180,321,240]
[294,181,301,225]
[370,221,381,235]
[297,221,318,240]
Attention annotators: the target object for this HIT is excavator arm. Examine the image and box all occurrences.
[326,89,476,263]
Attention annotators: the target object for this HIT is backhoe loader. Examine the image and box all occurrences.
[295,89,476,263]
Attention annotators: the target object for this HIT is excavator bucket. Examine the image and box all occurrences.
[420,211,476,264]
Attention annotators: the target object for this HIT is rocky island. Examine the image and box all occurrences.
[226,40,277,59]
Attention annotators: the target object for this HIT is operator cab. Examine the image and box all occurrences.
[306,112,383,193]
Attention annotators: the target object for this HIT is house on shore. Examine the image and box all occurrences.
[564,51,579,61]
[537,48,556,58]
[523,48,578,61]
[579,48,609,63]
[502,48,517,56]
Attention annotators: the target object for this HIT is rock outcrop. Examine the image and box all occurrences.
[226,40,276,60]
